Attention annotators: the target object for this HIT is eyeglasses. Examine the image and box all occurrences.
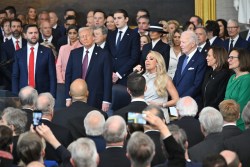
[227,27,238,29]
[228,56,239,60]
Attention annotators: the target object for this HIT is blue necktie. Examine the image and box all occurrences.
[116,31,122,49]
[181,55,189,74]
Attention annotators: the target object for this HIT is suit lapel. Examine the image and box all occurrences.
[86,46,98,78]
[35,45,43,80]
[118,28,130,49]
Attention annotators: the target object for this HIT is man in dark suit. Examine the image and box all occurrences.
[93,25,108,49]
[224,101,250,167]
[49,11,64,39]
[106,9,140,85]
[218,100,242,140]
[65,27,112,111]
[140,23,170,71]
[205,20,224,47]
[240,29,250,42]
[195,27,210,58]
[114,73,147,120]
[18,86,38,131]
[53,79,107,140]
[0,18,26,91]
[172,96,204,148]
[173,31,206,104]
[188,107,224,163]
[99,115,130,167]
[12,24,57,97]
[0,10,7,42]
[36,92,73,162]
[224,19,250,52]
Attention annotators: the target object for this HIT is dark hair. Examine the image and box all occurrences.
[137,15,150,24]
[203,154,227,167]
[5,6,16,17]
[127,73,146,97]
[205,20,220,37]
[0,9,7,15]
[23,24,38,33]
[190,15,203,25]
[183,21,196,31]
[208,46,228,70]
[0,125,13,152]
[66,15,76,21]
[1,18,11,27]
[67,24,78,34]
[230,48,250,72]
[216,19,229,39]
[114,9,129,18]
[137,9,150,18]
[64,8,76,16]
[94,9,107,19]
[10,18,22,27]
[143,105,165,120]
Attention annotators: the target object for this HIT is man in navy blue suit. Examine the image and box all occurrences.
[0,18,26,91]
[224,19,250,52]
[106,9,140,86]
[65,27,112,111]
[12,24,56,97]
[173,31,206,104]
[205,20,224,47]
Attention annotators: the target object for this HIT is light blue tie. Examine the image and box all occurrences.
[181,55,189,74]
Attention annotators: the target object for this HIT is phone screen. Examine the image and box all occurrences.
[127,112,147,125]
[33,110,42,127]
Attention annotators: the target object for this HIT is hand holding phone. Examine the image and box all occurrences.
[33,110,42,127]
[126,112,147,125]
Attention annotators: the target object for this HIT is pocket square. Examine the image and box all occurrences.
[188,67,194,70]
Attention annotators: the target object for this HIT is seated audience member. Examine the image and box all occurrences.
[172,96,204,148]
[142,105,168,166]
[84,110,106,153]
[140,34,151,51]
[216,19,229,40]
[17,132,45,166]
[219,100,242,140]
[202,154,227,167]
[99,116,130,167]
[0,125,15,167]
[143,110,186,167]
[36,92,73,162]
[53,79,107,140]
[220,150,242,167]
[126,132,155,167]
[0,107,27,165]
[56,25,82,83]
[105,14,116,31]
[188,107,224,163]
[18,86,38,130]
[183,21,196,31]
[135,51,179,123]
[93,25,108,49]
[114,73,147,120]
[27,161,45,167]
[224,101,250,167]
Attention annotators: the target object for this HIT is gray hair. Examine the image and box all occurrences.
[127,132,155,167]
[103,115,127,144]
[35,93,55,115]
[182,30,199,45]
[168,124,187,151]
[242,101,250,129]
[93,26,108,35]
[176,96,198,117]
[71,138,98,167]
[18,86,38,108]
[84,110,105,136]
[199,107,223,135]
[228,19,239,27]
[1,107,27,135]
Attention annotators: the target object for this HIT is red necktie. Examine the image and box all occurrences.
[16,40,20,50]
[28,47,35,88]
[82,50,89,79]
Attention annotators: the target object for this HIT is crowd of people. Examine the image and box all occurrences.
[0,5,250,167]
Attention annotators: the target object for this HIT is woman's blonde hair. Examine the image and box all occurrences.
[146,51,169,97]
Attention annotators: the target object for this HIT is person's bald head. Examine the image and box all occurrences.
[70,79,89,101]
[220,150,241,167]
[27,161,45,167]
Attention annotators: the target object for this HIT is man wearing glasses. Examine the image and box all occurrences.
[224,19,250,52]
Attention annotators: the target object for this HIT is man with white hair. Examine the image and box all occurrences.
[84,110,106,153]
[173,30,206,105]
[36,92,73,162]
[188,107,224,163]
[172,96,204,147]
[98,115,130,167]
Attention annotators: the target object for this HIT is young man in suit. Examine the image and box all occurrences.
[1,18,26,91]
[65,27,112,111]
[173,30,206,105]
[205,20,224,47]
[114,73,147,120]
[106,9,140,85]
[12,24,57,97]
